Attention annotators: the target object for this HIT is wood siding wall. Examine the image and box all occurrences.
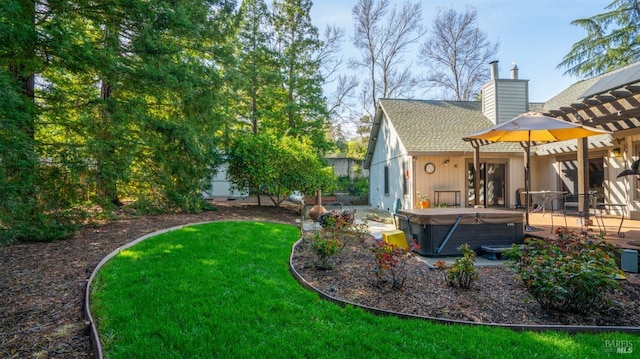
[495,79,529,123]
[368,114,410,212]
[413,153,524,209]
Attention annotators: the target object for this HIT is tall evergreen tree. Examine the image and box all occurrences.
[0,0,83,241]
[79,0,237,210]
[271,0,331,152]
[559,0,640,78]
[236,0,280,134]
[1,0,239,241]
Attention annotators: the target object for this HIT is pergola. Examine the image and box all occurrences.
[543,63,640,133]
[469,61,640,209]
[542,63,640,206]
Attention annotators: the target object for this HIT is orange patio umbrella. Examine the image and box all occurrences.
[463,112,611,231]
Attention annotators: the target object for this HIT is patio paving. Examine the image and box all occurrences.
[299,205,640,267]
[525,211,640,251]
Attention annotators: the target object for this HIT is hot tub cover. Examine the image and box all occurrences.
[398,208,523,226]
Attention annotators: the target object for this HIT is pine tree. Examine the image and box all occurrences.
[559,0,640,78]
[271,0,331,151]
[236,0,280,135]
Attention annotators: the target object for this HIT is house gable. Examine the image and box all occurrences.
[364,99,523,170]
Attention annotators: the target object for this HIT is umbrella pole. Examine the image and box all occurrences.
[524,134,541,232]
[525,142,531,230]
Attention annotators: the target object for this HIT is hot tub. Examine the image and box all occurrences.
[396,208,524,256]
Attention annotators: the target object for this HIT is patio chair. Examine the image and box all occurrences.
[562,192,603,233]
[594,202,626,238]
[515,188,527,209]
[389,198,420,246]
[391,198,403,229]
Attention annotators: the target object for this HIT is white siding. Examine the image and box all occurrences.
[368,114,410,212]
[481,81,497,124]
[482,79,528,124]
[495,80,529,124]
[201,163,248,200]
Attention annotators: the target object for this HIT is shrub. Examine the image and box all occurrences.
[334,175,369,196]
[309,212,371,269]
[506,228,622,313]
[369,240,417,290]
[310,232,342,270]
[317,209,355,229]
[445,244,479,289]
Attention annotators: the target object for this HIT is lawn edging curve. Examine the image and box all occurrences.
[288,238,640,335]
[83,222,213,359]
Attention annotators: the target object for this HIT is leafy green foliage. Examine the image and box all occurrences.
[310,232,342,270]
[445,244,479,289]
[560,0,640,77]
[226,131,334,206]
[334,175,369,196]
[270,0,331,151]
[506,229,622,313]
[1,0,238,241]
[317,209,355,229]
[0,0,332,241]
[309,210,370,269]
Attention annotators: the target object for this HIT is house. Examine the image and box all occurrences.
[201,162,248,200]
[365,60,640,219]
[327,155,368,179]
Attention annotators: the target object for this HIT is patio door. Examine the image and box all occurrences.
[467,161,507,208]
[557,156,605,195]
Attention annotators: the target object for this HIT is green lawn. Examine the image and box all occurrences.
[90,221,636,358]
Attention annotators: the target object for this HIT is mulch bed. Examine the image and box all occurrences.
[291,234,640,328]
[2,199,638,358]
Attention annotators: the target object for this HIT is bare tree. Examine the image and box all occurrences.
[350,0,425,118]
[316,24,359,137]
[419,6,498,101]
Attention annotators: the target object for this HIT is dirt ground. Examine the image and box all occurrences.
[1,197,638,358]
[292,234,640,328]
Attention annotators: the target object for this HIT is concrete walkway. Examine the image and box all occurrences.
[299,205,507,267]
[299,205,397,238]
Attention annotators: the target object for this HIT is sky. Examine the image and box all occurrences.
[311,0,613,103]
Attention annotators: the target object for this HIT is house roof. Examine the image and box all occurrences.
[533,65,640,155]
[382,99,527,152]
[365,61,640,169]
[364,99,530,168]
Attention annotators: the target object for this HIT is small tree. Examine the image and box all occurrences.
[369,240,418,290]
[444,244,479,289]
[226,131,334,206]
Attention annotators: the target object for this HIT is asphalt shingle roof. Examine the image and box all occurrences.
[377,98,522,153]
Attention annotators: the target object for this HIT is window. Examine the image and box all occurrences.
[384,165,389,195]
[402,161,408,195]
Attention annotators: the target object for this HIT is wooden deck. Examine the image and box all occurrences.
[526,211,640,251]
